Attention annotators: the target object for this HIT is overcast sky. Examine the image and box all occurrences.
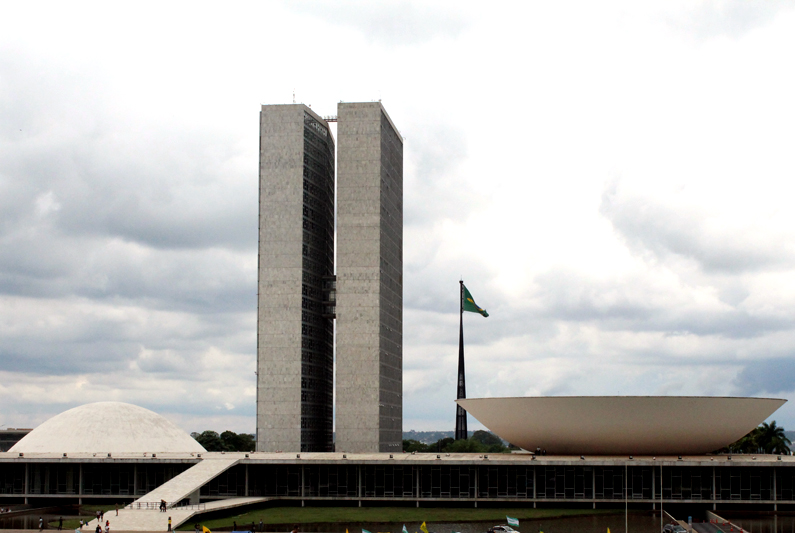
[2,0,795,436]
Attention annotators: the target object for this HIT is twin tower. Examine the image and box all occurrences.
[257,102,403,453]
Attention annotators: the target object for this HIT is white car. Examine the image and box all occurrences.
[488,526,519,533]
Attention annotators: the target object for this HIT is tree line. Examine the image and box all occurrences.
[191,431,255,452]
[403,430,516,454]
[191,423,791,455]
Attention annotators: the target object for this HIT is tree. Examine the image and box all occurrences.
[470,430,508,452]
[191,430,255,452]
[221,431,256,452]
[403,439,428,453]
[756,421,791,454]
[402,431,510,454]
[193,431,225,451]
[720,421,791,454]
[445,438,487,453]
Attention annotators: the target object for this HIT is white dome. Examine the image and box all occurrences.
[10,402,206,454]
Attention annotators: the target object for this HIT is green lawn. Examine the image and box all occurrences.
[185,507,623,531]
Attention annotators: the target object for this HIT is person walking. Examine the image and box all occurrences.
[115,504,118,516]
[258,520,263,532]
[233,521,237,532]
[38,516,43,531]
[168,516,172,532]
[58,516,63,530]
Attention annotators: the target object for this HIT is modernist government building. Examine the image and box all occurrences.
[257,102,403,454]
[1,102,795,531]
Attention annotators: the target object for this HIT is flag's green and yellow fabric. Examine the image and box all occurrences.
[420,522,429,533]
[463,284,489,317]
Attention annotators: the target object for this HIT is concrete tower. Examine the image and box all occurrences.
[257,104,335,452]
[335,102,403,453]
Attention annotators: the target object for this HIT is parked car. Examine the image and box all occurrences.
[662,525,687,533]
[488,526,519,533]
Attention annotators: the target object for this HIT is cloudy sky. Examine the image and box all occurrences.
[2,0,795,436]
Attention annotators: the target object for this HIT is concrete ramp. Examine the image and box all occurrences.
[137,457,240,506]
[85,457,248,532]
[86,497,270,532]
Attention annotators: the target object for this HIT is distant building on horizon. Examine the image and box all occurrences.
[257,102,403,453]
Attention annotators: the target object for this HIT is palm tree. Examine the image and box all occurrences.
[755,421,791,454]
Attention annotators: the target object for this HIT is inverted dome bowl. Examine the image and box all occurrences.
[456,396,786,455]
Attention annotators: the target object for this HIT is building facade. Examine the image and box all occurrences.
[257,105,335,452]
[4,452,795,513]
[335,102,403,453]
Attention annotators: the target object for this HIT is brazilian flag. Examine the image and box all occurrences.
[463,284,489,317]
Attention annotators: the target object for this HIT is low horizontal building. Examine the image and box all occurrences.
[3,451,795,512]
[3,400,794,529]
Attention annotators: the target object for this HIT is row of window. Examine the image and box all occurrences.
[9,463,795,500]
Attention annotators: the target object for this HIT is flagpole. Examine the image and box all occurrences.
[455,280,468,440]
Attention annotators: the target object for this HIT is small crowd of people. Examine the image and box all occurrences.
[225,519,279,533]
[36,516,64,531]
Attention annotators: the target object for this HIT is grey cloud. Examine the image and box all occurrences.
[533,268,790,339]
[402,118,484,229]
[0,231,257,314]
[0,304,255,377]
[734,357,795,396]
[287,0,468,46]
[0,56,259,317]
[0,57,257,254]
[600,183,793,274]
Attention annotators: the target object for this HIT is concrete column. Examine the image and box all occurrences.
[773,467,777,511]
[652,466,655,504]
[416,466,420,507]
[24,463,28,504]
[475,466,479,501]
[245,464,249,497]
